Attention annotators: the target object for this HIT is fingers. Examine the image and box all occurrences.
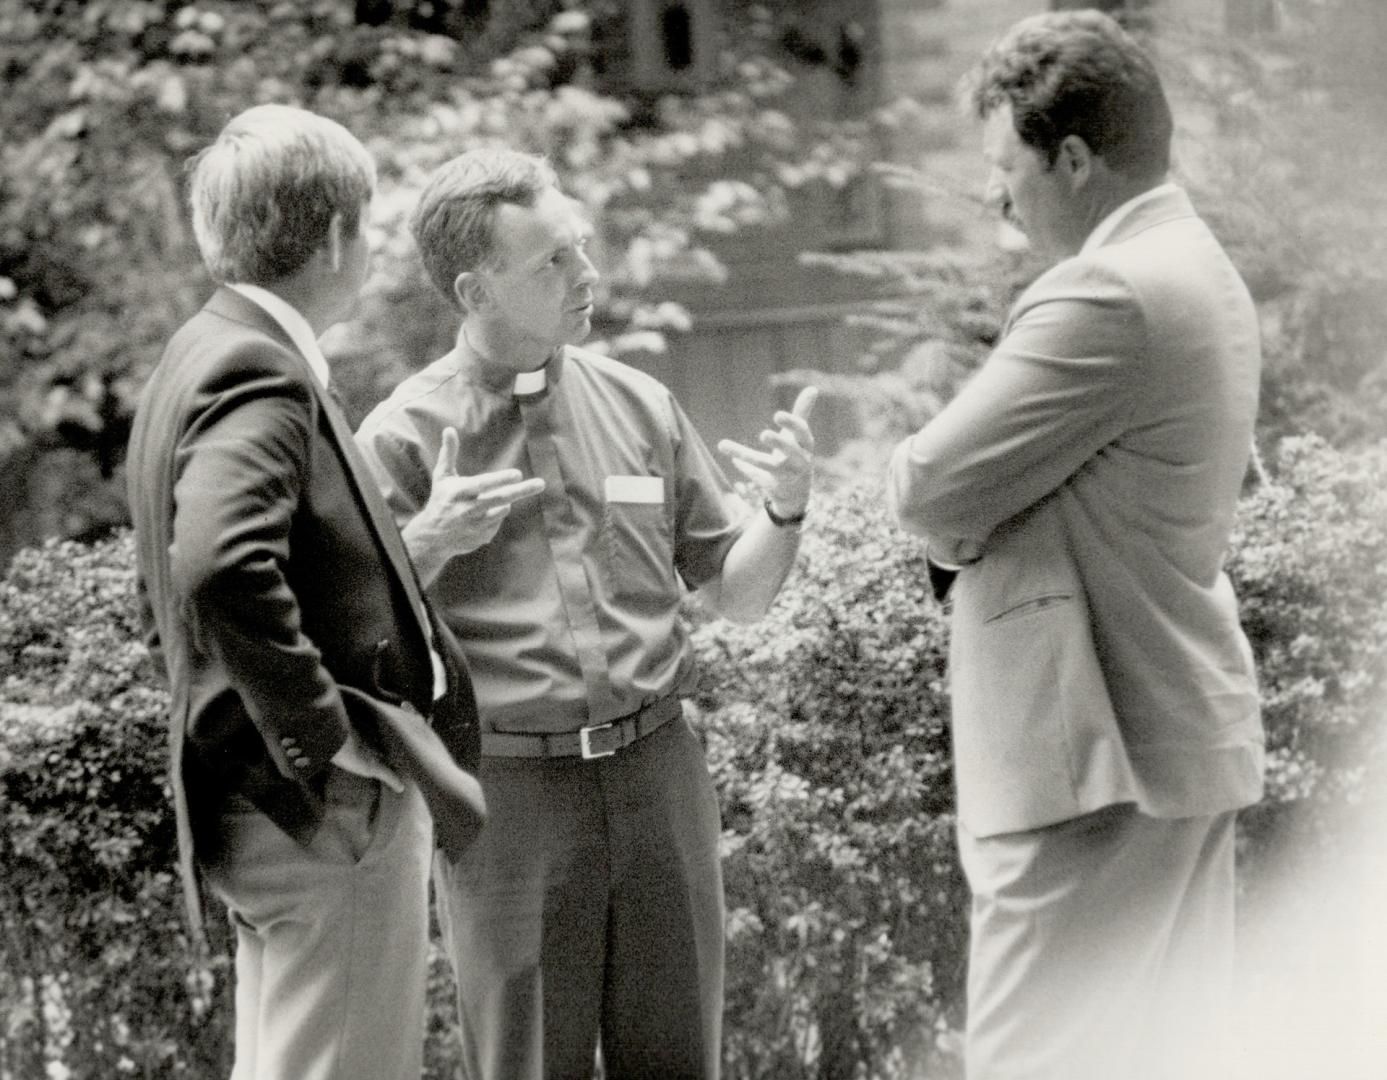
[726,456,774,490]
[472,476,546,513]
[770,386,818,454]
[718,437,782,470]
[433,427,460,480]
[447,468,527,499]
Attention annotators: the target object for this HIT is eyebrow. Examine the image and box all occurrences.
[530,222,593,268]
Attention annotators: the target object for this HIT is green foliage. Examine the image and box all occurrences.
[688,437,1386,1079]
[2,434,1385,1076]
[0,532,229,1078]
[0,532,472,1078]
[690,486,965,1080]
[0,0,876,561]
[1163,0,1387,452]
[1226,435,1387,893]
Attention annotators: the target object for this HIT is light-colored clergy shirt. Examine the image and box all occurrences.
[355,343,748,735]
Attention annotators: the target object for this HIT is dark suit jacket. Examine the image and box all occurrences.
[127,287,480,934]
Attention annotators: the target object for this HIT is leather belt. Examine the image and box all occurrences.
[481,695,683,760]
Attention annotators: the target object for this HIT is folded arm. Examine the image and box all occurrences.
[888,263,1143,549]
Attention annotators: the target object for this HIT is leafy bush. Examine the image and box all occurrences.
[3,436,1384,1078]
[1225,436,1387,897]
[691,438,1387,1079]
[690,485,966,1080]
[0,533,464,1080]
[0,532,229,1079]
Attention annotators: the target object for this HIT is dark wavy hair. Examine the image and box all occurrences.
[967,10,1172,180]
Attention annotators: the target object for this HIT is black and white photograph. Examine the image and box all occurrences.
[1,2,1383,1078]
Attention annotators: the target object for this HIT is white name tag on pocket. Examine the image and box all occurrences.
[605,475,665,504]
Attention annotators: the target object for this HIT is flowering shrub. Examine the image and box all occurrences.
[2,435,1383,1077]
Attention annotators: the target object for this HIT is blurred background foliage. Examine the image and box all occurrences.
[2,0,1385,1077]
[0,0,884,564]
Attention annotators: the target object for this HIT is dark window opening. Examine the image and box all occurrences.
[662,4,694,70]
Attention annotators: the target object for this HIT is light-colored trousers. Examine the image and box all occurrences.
[203,769,433,1080]
[959,802,1238,1080]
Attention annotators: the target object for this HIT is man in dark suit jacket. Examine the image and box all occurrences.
[888,13,1263,1080]
[126,104,484,1080]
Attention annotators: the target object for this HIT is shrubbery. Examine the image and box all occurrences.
[690,436,1387,1079]
[689,486,965,1080]
[2,436,1384,1078]
[0,533,228,1078]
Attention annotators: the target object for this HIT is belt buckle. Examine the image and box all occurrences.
[579,721,618,760]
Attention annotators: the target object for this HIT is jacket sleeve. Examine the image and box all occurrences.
[169,350,349,779]
[887,259,1143,545]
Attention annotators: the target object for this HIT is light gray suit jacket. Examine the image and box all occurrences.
[888,186,1265,838]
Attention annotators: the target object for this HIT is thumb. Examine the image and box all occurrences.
[791,385,819,422]
[433,427,460,480]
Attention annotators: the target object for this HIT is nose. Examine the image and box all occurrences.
[983,169,1008,215]
[575,247,599,288]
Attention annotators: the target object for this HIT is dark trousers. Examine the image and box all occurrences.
[435,712,725,1080]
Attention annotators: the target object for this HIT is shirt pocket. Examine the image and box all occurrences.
[602,476,674,605]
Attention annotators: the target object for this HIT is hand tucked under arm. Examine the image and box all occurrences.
[330,728,405,792]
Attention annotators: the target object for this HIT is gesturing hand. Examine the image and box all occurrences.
[416,426,546,557]
[717,386,818,519]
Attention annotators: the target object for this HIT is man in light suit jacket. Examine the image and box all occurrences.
[887,12,1264,1078]
[126,104,485,1080]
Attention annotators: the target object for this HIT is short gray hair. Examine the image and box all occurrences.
[188,104,376,284]
[411,148,559,307]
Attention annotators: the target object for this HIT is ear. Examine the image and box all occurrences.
[1056,134,1095,192]
[324,213,344,273]
[454,271,487,312]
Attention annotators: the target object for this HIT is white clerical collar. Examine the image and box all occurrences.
[1082,181,1180,254]
[512,367,547,396]
[226,283,331,389]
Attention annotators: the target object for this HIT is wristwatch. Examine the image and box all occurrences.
[764,499,807,527]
